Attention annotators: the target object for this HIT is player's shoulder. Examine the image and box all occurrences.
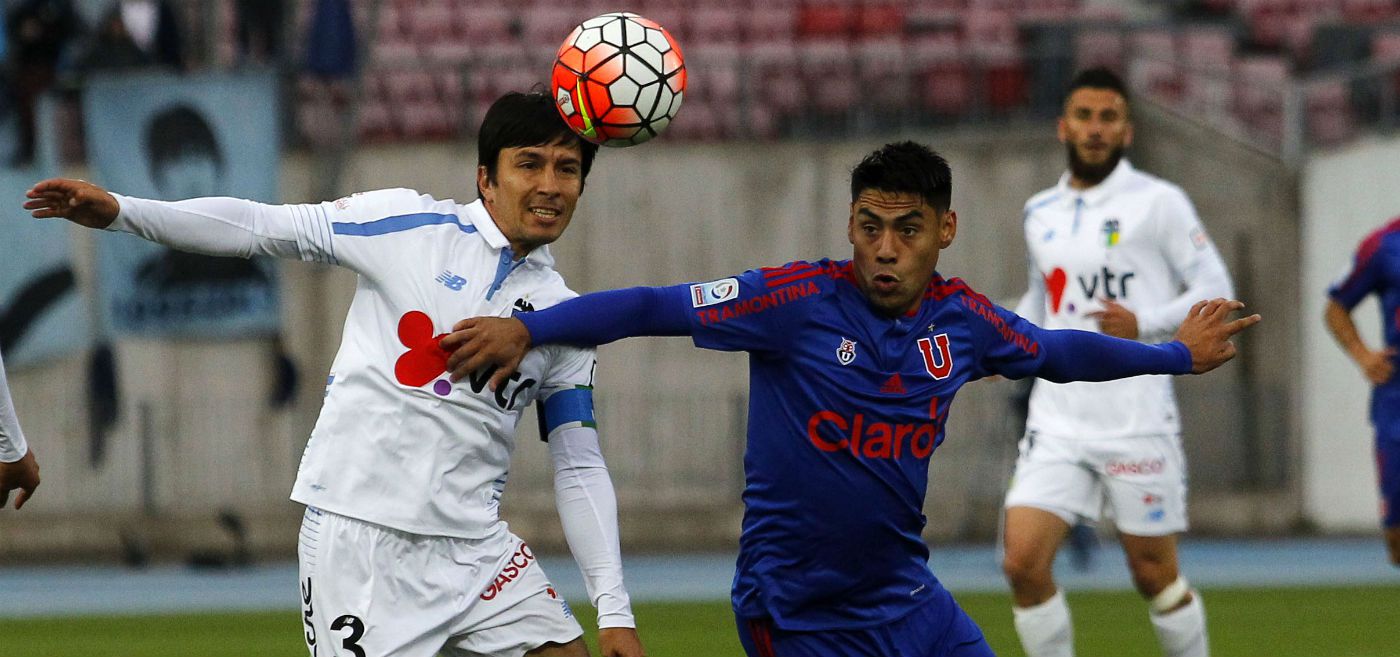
[525,268,579,309]
[1355,216,1400,264]
[332,188,464,221]
[1122,165,1192,205]
[926,274,996,310]
[1022,186,1065,222]
[750,258,849,294]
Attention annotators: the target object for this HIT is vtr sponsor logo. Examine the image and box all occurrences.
[481,542,536,601]
[806,398,948,460]
[1045,266,1137,314]
[1107,458,1165,476]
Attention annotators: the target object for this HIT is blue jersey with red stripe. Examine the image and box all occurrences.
[686,259,1047,630]
[1329,218,1400,426]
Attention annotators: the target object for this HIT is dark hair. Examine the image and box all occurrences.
[1065,67,1130,105]
[476,91,598,197]
[849,141,952,213]
[145,105,223,186]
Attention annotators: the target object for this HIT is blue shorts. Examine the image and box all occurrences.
[1378,440,1400,529]
[736,595,993,657]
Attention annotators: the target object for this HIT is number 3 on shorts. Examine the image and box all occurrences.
[331,614,366,657]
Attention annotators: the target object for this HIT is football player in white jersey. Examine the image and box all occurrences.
[24,92,645,657]
[1001,69,1233,657]
[0,346,40,510]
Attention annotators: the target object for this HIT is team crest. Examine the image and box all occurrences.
[1102,218,1121,247]
[836,338,857,365]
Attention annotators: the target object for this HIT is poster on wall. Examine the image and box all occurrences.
[85,71,282,338]
[0,98,90,368]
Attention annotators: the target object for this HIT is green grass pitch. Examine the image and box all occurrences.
[2,586,1396,656]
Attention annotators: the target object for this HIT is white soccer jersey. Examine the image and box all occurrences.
[112,189,597,538]
[1016,160,1232,439]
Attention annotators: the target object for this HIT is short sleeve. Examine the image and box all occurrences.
[1329,234,1385,310]
[539,345,598,397]
[687,262,827,355]
[1154,188,1226,289]
[959,294,1047,380]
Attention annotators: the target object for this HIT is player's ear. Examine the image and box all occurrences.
[1056,116,1069,144]
[1123,121,1135,148]
[847,205,857,245]
[939,210,957,248]
[476,165,494,203]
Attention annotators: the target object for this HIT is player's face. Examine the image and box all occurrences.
[847,189,956,317]
[1058,87,1132,183]
[477,139,584,255]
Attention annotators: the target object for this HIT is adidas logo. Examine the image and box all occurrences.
[880,373,906,394]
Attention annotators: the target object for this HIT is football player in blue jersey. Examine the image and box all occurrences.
[1325,217,1400,566]
[441,141,1259,657]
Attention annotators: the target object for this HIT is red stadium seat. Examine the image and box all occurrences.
[1231,55,1288,148]
[745,6,796,44]
[856,4,905,39]
[796,3,854,39]
[1075,29,1125,72]
[692,7,741,45]
[1305,78,1354,147]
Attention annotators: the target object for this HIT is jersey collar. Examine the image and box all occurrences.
[1056,158,1134,208]
[462,198,556,268]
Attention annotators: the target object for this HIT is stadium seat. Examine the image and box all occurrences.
[1074,28,1126,72]
[856,4,905,39]
[1305,78,1355,146]
[1231,54,1289,147]
[691,7,741,45]
[744,6,797,44]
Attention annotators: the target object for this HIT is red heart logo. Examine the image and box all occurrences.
[1044,268,1068,314]
[394,311,450,387]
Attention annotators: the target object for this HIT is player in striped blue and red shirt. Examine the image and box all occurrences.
[1326,217,1400,566]
[443,142,1259,656]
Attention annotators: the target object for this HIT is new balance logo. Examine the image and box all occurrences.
[880,373,906,394]
[436,271,467,291]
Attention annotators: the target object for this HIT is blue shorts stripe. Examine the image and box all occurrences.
[332,212,477,237]
[544,387,596,434]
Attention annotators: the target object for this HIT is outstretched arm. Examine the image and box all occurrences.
[1029,298,1259,382]
[1325,298,1395,385]
[441,285,693,388]
[0,348,38,510]
[27,178,308,260]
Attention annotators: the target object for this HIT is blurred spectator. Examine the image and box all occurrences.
[235,0,284,66]
[6,0,82,165]
[303,0,355,80]
[75,6,152,73]
[111,0,182,71]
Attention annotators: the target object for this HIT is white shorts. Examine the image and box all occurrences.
[297,507,582,657]
[1003,431,1189,536]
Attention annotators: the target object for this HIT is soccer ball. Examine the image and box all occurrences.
[551,12,686,147]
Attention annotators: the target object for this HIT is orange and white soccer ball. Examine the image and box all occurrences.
[551,12,686,147]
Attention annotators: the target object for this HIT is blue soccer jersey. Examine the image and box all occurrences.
[685,259,1047,630]
[1329,217,1400,429]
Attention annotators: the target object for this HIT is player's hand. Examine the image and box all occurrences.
[440,317,532,389]
[0,448,40,510]
[1356,347,1397,385]
[598,627,646,657]
[1174,298,1261,374]
[1086,299,1139,339]
[24,178,120,229]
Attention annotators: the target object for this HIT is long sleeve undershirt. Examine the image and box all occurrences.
[0,348,29,462]
[518,285,1192,380]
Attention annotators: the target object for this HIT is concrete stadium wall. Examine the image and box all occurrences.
[0,115,1307,563]
[1298,135,1400,531]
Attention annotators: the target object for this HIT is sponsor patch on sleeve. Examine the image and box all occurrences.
[1190,226,1209,250]
[690,278,740,308]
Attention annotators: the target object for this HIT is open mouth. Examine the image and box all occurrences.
[872,273,899,291]
[530,207,561,219]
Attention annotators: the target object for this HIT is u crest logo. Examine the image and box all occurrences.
[917,334,953,380]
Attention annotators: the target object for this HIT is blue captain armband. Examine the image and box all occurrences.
[542,386,597,438]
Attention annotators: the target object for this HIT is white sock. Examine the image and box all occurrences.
[1013,589,1074,657]
[1150,591,1209,657]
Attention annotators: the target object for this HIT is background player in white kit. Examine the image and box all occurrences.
[0,346,40,510]
[24,92,645,657]
[1001,69,1233,657]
